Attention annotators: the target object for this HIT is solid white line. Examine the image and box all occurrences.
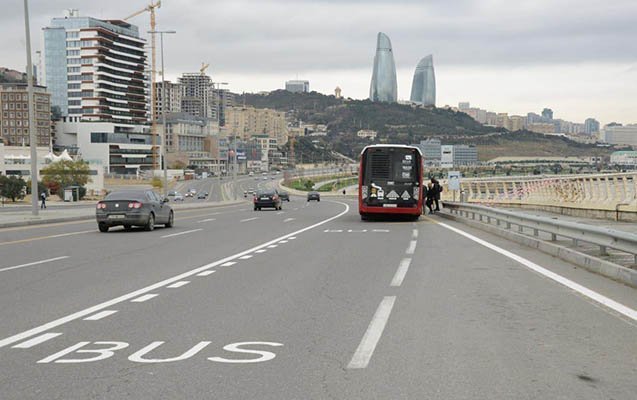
[406,240,417,255]
[437,221,637,322]
[221,261,236,267]
[83,310,118,321]
[240,217,259,223]
[12,332,62,349]
[167,281,190,288]
[161,229,203,238]
[0,256,69,273]
[412,229,419,239]
[391,258,412,287]
[130,294,158,303]
[0,201,350,350]
[197,218,216,223]
[348,296,396,369]
[196,270,216,276]
[239,255,253,260]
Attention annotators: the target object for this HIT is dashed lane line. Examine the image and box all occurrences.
[130,294,158,303]
[239,255,253,260]
[0,256,69,273]
[12,333,63,349]
[406,240,417,255]
[348,296,396,369]
[220,261,236,267]
[83,310,118,321]
[412,229,418,239]
[196,270,215,276]
[390,258,412,287]
[283,218,295,222]
[161,229,203,239]
[167,281,190,288]
[0,201,350,350]
[197,218,216,223]
[0,230,95,247]
[240,217,259,223]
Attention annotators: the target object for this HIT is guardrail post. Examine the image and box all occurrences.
[551,233,557,241]
[486,216,491,224]
[472,212,475,220]
[496,218,500,226]
[599,245,608,256]
[506,222,511,229]
[479,214,483,222]
[573,238,578,246]
[533,229,539,236]
[518,225,523,233]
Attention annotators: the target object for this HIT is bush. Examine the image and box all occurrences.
[0,176,26,202]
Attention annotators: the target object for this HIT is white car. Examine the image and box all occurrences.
[173,192,185,201]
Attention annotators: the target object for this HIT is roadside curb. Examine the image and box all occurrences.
[0,200,247,229]
[437,211,637,288]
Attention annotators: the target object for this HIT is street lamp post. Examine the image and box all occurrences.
[148,30,176,197]
[23,0,38,216]
[212,82,228,198]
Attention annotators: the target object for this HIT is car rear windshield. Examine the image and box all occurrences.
[257,190,275,196]
[105,191,145,201]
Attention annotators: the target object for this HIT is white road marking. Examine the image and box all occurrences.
[221,261,236,267]
[283,218,295,222]
[348,229,367,233]
[406,240,417,254]
[293,208,299,211]
[277,211,285,215]
[437,221,637,322]
[167,281,190,288]
[240,217,259,223]
[267,245,278,248]
[12,333,62,349]
[130,294,158,303]
[197,218,216,223]
[348,296,396,369]
[239,255,253,260]
[288,237,297,240]
[372,229,390,233]
[255,249,267,253]
[0,256,69,273]
[161,229,203,239]
[324,229,343,233]
[391,258,412,287]
[83,310,118,321]
[279,240,288,244]
[0,202,350,350]
[412,229,419,239]
[196,270,215,276]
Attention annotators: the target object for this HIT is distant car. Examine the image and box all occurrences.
[184,192,193,198]
[189,188,197,194]
[262,176,268,181]
[96,189,173,232]
[254,189,282,211]
[197,192,208,199]
[307,191,320,202]
[279,191,290,202]
[173,192,185,201]
[247,188,256,195]
[244,190,248,198]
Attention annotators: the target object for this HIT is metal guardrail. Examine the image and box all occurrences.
[444,202,637,264]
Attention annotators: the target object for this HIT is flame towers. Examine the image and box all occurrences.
[369,32,397,103]
[410,55,436,106]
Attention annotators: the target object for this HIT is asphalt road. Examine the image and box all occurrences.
[0,192,635,399]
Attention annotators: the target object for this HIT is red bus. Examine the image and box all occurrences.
[358,145,424,220]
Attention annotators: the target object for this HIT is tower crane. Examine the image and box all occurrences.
[124,1,162,170]
[200,62,209,75]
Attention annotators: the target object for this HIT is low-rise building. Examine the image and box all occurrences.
[0,83,51,147]
[528,122,556,134]
[601,124,637,147]
[610,151,637,167]
[357,129,377,140]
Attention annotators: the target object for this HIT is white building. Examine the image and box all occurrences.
[610,151,637,167]
[357,129,377,140]
[440,145,454,169]
[285,80,309,93]
[601,124,637,147]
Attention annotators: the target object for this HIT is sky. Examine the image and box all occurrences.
[2,0,636,125]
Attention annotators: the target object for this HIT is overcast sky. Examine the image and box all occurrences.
[3,0,636,125]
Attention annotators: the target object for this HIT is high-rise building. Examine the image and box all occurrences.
[0,83,51,146]
[211,89,235,126]
[417,138,441,166]
[409,55,435,106]
[541,108,553,120]
[285,80,309,93]
[584,118,600,135]
[43,10,148,124]
[154,81,182,117]
[224,106,288,145]
[179,73,213,120]
[369,32,397,103]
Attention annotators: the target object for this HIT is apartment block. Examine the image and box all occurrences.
[0,84,51,146]
[225,106,288,145]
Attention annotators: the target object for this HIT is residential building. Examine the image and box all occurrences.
[541,108,553,120]
[179,73,213,120]
[369,32,397,103]
[357,129,377,140]
[458,102,470,110]
[154,81,182,117]
[601,124,637,147]
[285,80,309,93]
[610,151,637,167]
[584,118,600,135]
[157,113,216,169]
[0,83,51,146]
[528,122,556,134]
[211,89,235,126]
[203,135,228,175]
[496,113,511,130]
[409,55,435,106]
[417,138,441,166]
[224,106,288,144]
[43,10,148,124]
[509,115,527,131]
[452,144,478,166]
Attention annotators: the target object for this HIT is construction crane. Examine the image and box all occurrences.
[125,1,162,170]
[200,62,209,75]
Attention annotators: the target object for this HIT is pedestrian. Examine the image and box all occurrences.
[342,189,346,195]
[421,183,429,214]
[40,191,47,209]
[425,182,434,214]
[431,178,442,211]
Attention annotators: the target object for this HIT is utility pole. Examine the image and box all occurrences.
[212,81,228,199]
[23,0,38,216]
[148,29,176,197]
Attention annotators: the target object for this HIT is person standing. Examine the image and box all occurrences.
[40,191,47,209]
[425,182,434,214]
[431,178,442,211]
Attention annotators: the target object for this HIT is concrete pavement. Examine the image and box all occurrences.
[0,195,635,399]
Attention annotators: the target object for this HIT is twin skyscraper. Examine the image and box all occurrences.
[369,32,435,106]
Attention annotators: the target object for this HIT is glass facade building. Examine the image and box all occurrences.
[410,55,435,106]
[369,32,397,103]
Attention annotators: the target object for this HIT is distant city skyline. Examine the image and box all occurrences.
[2,0,635,125]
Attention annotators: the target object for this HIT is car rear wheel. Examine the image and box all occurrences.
[124,224,132,231]
[144,213,155,231]
[98,222,109,232]
[254,206,258,211]
[165,211,174,228]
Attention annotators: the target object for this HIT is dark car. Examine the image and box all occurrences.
[254,189,282,211]
[197,192,208,199]
[96,190,173,232]
[307,191,320,202]
[278,191,290,202]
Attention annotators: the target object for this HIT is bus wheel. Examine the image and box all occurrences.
[360,213,369,221]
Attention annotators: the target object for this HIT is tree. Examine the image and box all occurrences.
[151,177,163,189]
[41,160,91,199]
[0,176,26,202]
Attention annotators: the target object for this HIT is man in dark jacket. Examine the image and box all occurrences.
[431,178,442,211]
